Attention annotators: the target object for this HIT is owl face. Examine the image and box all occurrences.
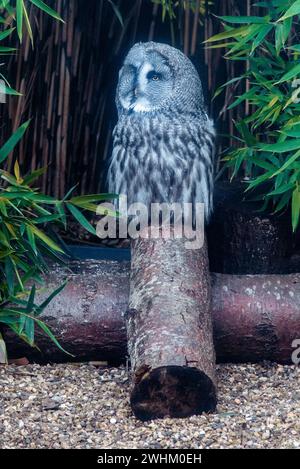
[116,42,205,118]
[118,48,175,113]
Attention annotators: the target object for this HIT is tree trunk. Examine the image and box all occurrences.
[208,181,294,274]
[126,229,217,421]
[3,259,300,365]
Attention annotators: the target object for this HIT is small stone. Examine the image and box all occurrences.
[0,362,298,449]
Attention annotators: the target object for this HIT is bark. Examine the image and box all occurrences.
[126,230,217,420]
[3,260,300,365]
[208,181,294,274]
[4,260,129,364]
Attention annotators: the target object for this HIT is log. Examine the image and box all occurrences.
[126,230,217,420]
[3,257,300,365]
[4,260,130,364]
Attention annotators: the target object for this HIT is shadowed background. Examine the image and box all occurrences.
[0,0,251,197]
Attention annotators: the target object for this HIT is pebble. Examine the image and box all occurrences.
[0,363,299,449]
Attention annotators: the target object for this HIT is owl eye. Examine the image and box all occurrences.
[147,71,161,81]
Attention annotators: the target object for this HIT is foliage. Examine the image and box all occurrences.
[0,1,116,361]
[207,0,300,231]
[153,0,212,21]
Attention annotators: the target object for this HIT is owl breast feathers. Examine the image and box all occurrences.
[108,41,215,222]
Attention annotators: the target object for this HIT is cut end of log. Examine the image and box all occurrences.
[130,366,217,421]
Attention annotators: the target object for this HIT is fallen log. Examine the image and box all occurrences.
[126,231,217,420]
[3,257,300,364]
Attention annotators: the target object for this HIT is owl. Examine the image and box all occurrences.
[107,41,215,227]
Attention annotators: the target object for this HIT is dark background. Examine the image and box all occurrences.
[0,0,250,197]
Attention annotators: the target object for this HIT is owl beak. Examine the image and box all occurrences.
[133,87,139,98]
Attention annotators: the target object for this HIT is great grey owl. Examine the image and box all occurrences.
[107,41,215,224]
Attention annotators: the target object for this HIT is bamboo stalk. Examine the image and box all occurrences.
[0,0,236,197]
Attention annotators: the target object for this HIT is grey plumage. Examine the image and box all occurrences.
[108,41,215,222]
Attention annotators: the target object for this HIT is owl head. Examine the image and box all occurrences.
[116,42,204,117]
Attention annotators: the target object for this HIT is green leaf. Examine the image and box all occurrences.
[273,190,292,214]
[107,0,123,27]
[288,44,300,52]
[16,0,23,41]
[0,27,15,41]
[251,24,273,52]
[218,15,270,24]
[267,182,295,196]
[69,193,118,204]
[30,225,65,253]
[24,193,58,204]
[22,1,33,44]
[204,25,251,43]
[236,121,257,146]
[258,140,300,153]
[275,63,300,84]
[277,1,300,22]
[0,120,30,164]
[270,149,300,177]
[281,125,300,137]
[23,167,47,185]
[34,318,73,356]
[206,42,237,50]
[5,256,15,294]
[33,214,62,224]
[0,332,8,364]
[35,282,66,315]
[1,85,22,96]
[245,155,276,171]
[29,0,64,22]
[62,184,77,201]
[66,203,96,235]
[0,46,17,53]
[292,187,300,231]
[26,225,38,255]
[245,170,275,191]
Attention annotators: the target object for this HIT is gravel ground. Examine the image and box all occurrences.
[0,363,299,449]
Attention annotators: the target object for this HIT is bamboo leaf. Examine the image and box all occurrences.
[275,63,300,84]
[16,0,23,41]
[22,1,33,44]
[23,167,47,185]
[0,46,17,53]
[66,203,96,235]
[0,333,8,364]
[69,193,118,204]
[35,282,66,314]
[34,318,73,356]
[251,24,273,52]
[204,25,251,43]
[292,187,300,231]
[1,85,22,96]
[218,15,270,24]
[0,120,30,164]
[30,225,64,253]
[14,160,23,183]
[29,0,64,22]
[270,150,300,177]
[107,0,123,27]
[0,27,15,41]
[258,140,300,153]
[277,1,300,22]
